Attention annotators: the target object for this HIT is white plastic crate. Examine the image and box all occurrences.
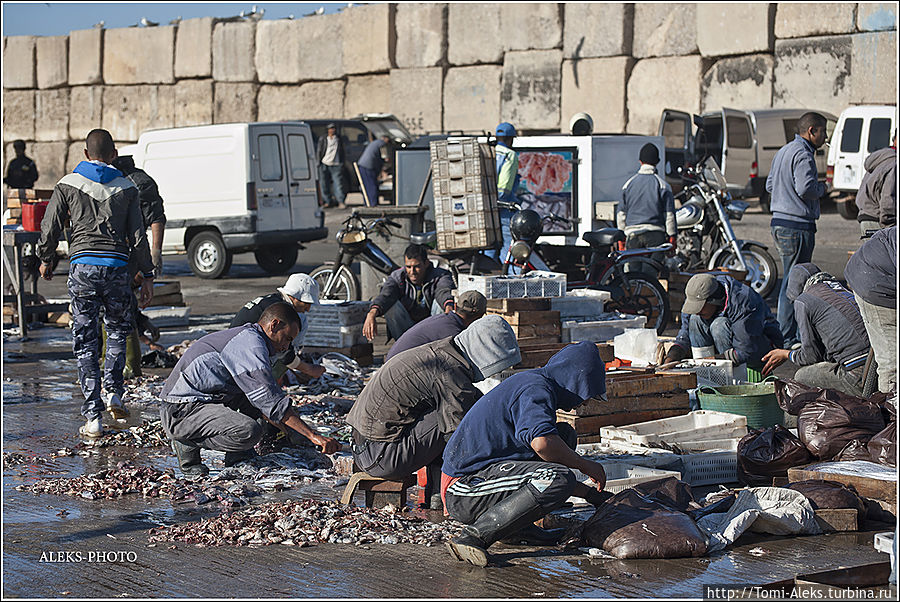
[457,271,567,299]
[550,289,610,319]
[142,305,191,328]
[568,463,682,503]
[599,410,748,446]
[432,156,490,179]
[303,326,367,348]
[306,301,371,326]
[561,314,647,343]
[433,174,495,198]
[433,192,496,216]
[436,228,496,251]
[429,138,486,161]
[675,438,740,452]
[670,359,735,388]
[679,450,739,486]
[436,210,498,234]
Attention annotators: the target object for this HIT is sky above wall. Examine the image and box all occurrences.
[1,2,356,37]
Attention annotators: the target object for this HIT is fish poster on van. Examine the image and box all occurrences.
[515,149,577,234]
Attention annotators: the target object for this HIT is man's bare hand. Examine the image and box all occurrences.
[762,348,790,376]
[304,363,327,379]
[580,459,607,491]
[139,278,154,308]
[39,262,53,281]
[316,435,342,454]
[362,309,378,341]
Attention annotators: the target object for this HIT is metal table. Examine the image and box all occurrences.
[2,229,67,339]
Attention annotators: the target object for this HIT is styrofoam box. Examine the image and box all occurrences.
[599,410,748,446]
[457,271,567,299]
[561,315,647,343]
[670,359,735,388]
[306,301,371,326]
[550,289,610,318]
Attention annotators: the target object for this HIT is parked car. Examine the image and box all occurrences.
[826,104,897,219]
[305,113,413,205]
[659,108,837,212]
[119,121,327,279]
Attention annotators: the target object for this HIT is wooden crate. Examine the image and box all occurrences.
[559,407,691,435]
[6,188,53,202]
[518,342,614,368]
[486,309,560,326]
[485,298,551,312]
[787,465,896,505]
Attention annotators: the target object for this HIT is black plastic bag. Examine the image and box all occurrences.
[142,349,179,369]
[867,422,897,467]
[797,390,885,460]
[776,378,825,416]
[737,425,813,486]
[631,476,700,513]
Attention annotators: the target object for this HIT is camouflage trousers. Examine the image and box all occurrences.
[68,264,133,420]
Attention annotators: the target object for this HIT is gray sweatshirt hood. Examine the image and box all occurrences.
[453,314,521,381]
[864,146,896,173]
[786,262,821,302]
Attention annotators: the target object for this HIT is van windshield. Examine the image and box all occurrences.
[868,118,893,152]
[840,118,863,153]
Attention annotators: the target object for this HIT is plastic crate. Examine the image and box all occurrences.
[303,325,367,348]
[436,228,496,251]
[599,410,748,446]
[306,301,371,326]
[432,156,489,179]
[561,314,647,343]
[674,438,740,452]
[670,359,735,388]
[433,174,495,198]
[569,464,682,500]
[679,450,739,486]
[433,192,497,216]
[550,289,610,319]
[430,138,484,161]
[436,210,496,234]
[457,271,567,299]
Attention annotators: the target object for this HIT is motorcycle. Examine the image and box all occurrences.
[502,206,672,334]
[671,156,779,298]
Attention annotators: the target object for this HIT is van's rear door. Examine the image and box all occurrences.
[658,109,693,190]
[282,123,319,229]
[721,108,756,196]
[250,125,291,232]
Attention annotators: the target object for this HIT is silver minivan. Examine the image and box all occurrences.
[659,108,837,212]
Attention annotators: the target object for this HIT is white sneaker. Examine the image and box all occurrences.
[105,392,130,421]
[79,417,103,438]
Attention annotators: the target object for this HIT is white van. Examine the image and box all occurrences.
[121,122,326,279]
[826,105,897,218]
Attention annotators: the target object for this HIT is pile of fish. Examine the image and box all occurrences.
[19,462,180,500]
[290,395,355,442]
[211,449,335,491]
[83,420,169,448]
[122,374,167,405]
[284,353,375,397]
[148,499,462,547]
[3,451,52,469]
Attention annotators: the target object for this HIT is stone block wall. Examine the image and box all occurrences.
[2,3,897,187]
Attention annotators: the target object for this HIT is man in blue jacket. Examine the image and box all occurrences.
[765,112,828,347]
[357,134,389,207]
[761,263,870,396]
[618,143,676,258]
[441,342,609,567]
[664,273,783,373]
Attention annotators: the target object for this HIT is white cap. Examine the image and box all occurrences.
[277,273,320,305]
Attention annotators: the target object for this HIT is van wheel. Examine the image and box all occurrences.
[254,246,298,276]
[836,196,859,220]
[187,231,232,279]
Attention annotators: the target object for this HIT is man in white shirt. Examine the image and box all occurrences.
[316,124,345,208]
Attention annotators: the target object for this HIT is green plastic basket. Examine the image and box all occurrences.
[696,377,782,429]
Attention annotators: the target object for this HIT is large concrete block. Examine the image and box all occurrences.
[500,50,562,131]
[35,89,69,142]
[561,57,632,134]
[443,65,502,133]
[32,142,68,189]
[175,17,213,78]
[66,141,85,175]
[448,4,503,65]
[2,90,35,140]
[773,36,852,116]
[563,4,632,59]
[213,82,258,124]
[633,4,698,58]
[36,36,68,89]
[103,26,175,84]
[68,29,103,85]
[3,36,36,89]
[343,3,393,75]
[390,68,443,135]
[851,31,898,105]
[174,79,213,127]
[500,3,562,51]
[627,56,703,135]
[697,4,773,57]
[395,3,446,68]
[702,54,774,113]
[258,82,345,122]
[68,86,103,139]
[857,3,897,32]
[213,21,256,82]
[345,75,391,118]
[102,85,176,142]
[774,3,856,39]
[256,15,343,83]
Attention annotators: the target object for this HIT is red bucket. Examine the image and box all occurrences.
[22,201,49,232]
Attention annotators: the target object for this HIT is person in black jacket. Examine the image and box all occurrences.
[316,124,345,208]
[4,140,38,189]
[112,155,166,276]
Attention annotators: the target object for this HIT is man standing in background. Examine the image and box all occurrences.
[357,134,390,207]
[855,130,896,236]
[490,122,520,263]
[4,140,38,189]
[618,142,676,261]
[316,124,346,208]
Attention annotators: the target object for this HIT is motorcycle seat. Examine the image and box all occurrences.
[410,231,437,246]
[583,228,625,248]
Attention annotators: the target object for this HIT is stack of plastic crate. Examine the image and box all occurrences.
[429,138,500,251]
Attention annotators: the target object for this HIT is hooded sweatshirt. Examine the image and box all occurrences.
[441,341,607,477]
[453,314,521,381]
[846,226,897,309]
[785,263,870,369]
[855,146,896,227]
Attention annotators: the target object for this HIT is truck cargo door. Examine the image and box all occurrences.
[721,108,755,197]
[282,124,319,230]
[658,109,692,190]
[251,125,291,232]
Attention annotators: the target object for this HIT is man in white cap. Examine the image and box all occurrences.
[231,273,325,380]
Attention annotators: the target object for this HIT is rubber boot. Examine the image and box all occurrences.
[424,463,444,510]
[125,329,142,378]
[224,448,259,467]
[446,485,550,567]
[171,440,209,478]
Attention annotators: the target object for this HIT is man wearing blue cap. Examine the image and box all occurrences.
[490,122,520,262]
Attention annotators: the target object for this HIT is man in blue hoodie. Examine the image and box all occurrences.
[441,342,609,567]
[765,112,828,347]
[37,129,155,438]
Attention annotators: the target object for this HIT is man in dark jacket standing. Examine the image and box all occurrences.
[384,290,487,362]
[617,143,676,258]
[37,129,155,438]
[316,124,345,208]
[855,131,896,236]
[665,273,783,375]
[112,155,166,276]
[362,243,455,341]
[761,263,870,396]
[442,342,609,567]
[4,140,38,189]
[357,134,389,207]
[765,112,829,347]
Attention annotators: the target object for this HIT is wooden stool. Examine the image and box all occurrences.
[340,471,418,508]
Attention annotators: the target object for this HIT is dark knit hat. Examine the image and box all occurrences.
[639,143,660,165]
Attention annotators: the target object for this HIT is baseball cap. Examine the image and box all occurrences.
[682,274,724,315]
[456,290,487,316]
[326,123,336,129]
[278,273,320,305]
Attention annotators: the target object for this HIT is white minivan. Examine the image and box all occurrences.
[826,105,897,219]
[121,122,327,279]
